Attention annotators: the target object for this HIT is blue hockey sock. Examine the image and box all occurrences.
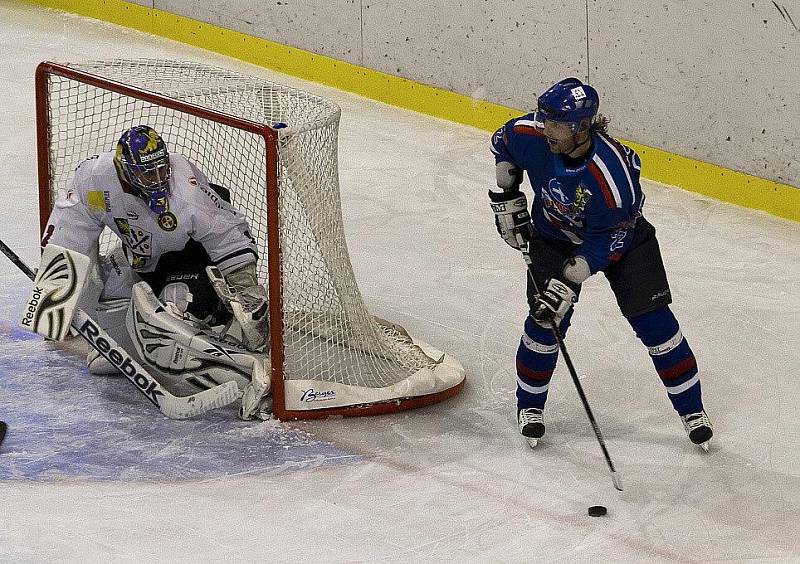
[515,314,571,410]
[627,306,703,415]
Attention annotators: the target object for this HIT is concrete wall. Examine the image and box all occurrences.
[148,0,798,187]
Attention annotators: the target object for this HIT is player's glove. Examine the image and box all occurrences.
[488,189,536,250]
[531,278,577,327]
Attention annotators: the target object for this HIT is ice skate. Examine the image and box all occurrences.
[681,411,713,451]
[518,408,545,448]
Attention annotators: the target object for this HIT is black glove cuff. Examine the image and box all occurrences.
[488,189,522,203]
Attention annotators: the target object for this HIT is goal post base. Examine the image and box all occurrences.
[274,379,466,421]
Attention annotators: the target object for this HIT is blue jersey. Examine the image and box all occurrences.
[491,113,645,274]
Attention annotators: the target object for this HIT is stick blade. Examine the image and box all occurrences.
[612,471,624,492]
[159,381,241,419]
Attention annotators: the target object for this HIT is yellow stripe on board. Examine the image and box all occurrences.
[20,0,799,222]
[624,142,799,223]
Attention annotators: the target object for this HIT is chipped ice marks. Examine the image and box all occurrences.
[771,1,799,31]
[20,250,78,339]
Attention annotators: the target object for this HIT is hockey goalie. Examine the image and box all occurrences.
[33,125,272,420]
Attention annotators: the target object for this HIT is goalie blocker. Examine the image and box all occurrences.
[20,243,90,341]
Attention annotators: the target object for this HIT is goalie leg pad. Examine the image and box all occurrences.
[127,282,268,398]
[87,297,131,375]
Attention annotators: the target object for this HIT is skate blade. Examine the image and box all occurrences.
[526,437,538,449]
[699,441,710,452]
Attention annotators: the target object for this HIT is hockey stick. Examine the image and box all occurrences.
[0,238,240,419]
[518,236,623,492]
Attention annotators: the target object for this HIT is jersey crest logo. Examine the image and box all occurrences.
[157,211,178,232]
[574,184,592,211]
[131,254,147,269]
[126,227,152,257]
[547,179,571,205]
[114,218,131,235]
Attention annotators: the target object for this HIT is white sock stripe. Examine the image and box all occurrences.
[521,333,559,355]
[666,373,700,395]
[647,330,684,356]
[517,377,550,395]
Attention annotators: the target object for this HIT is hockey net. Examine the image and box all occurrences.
[35,59,464,420]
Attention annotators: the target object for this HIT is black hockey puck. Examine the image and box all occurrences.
[0,421,6,446]
[588,505,607,517]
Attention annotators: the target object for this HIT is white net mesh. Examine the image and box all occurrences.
[40,59,455,404]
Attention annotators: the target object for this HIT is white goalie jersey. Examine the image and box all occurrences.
[42,151,258,277]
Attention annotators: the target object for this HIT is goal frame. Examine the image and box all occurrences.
[35,61,464,421]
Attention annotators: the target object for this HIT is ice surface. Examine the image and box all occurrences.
[1,2,799,561]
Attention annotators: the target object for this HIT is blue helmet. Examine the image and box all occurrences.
[536,78,599,132]
[114,125,171,214]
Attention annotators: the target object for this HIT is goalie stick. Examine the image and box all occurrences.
[517,235,623,492]
[0,238,240,419]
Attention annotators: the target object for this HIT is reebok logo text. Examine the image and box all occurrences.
[21,286,44,327]
[79,318,164,406]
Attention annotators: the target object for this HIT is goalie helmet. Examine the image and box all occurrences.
[113,125,171,214]
[536,78,599,133]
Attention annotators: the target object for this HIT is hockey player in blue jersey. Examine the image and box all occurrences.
[489,77,712,450]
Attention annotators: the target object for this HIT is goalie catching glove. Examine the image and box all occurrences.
[207,263,269,352]
[488,189,536,250]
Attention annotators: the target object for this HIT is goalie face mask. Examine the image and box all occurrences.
[114,125,172,213]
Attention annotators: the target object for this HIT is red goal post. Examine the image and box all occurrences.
[35,59,465,420]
